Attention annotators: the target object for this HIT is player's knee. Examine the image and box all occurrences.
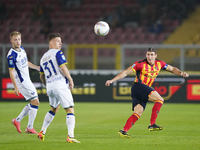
[51,107,58,114]
[134,105,144,116]
[65,107,74,114]
[160,97,164,102]
[135,109,143,116]
[30,98,39,106]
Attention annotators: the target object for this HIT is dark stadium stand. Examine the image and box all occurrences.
[0,0,196,46]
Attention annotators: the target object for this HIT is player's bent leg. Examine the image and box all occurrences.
[133,104,144,116]
[148,90,164,102]
[148,91,164,131]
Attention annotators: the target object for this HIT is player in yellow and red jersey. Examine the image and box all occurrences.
[105,47,189,138]
[131,57,167,87]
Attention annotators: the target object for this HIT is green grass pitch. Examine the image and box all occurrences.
[0,102,200,150]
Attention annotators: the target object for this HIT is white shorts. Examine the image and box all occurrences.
[17,80,38,101]
[47,88,74,109]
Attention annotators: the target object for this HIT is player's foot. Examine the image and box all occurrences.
[25,127,38,134]
[148,124,164,131]
[66,135,81,143]
[11,118,21,133]
[118,130,131,138]
[37,131,45,141]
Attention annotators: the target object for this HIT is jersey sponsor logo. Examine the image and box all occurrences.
[61,55,66,60]
[144,74,157,78]
[146,71,158,74]
[21,56,27,65]
[47,76,62,83]
[131,64,136,67]
[9,60,13,65]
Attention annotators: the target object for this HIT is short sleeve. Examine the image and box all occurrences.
[160,60,169,70]
[131,61,140,72]
[7,51,17,68]
[39,65,44,74]
[56,50,67,66]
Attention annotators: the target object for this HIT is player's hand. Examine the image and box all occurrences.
[105,80,113,86]
[69,80,74,90]
[14,87,20,96]
[181,72,189,78]
[36,66,40,71]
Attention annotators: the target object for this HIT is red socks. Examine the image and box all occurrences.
[150,100,163,125]
[123,100,163,132]
[123,113,140,132]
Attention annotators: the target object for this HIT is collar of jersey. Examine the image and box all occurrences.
[12,48,21,52]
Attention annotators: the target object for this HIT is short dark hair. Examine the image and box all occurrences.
[48,33,61,42]
[147,47,156,54]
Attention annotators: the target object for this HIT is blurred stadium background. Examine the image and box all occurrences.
[0,0,200,102]
[1,0,200,71]
[1,2,200,149]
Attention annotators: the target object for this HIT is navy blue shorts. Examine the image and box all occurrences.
[131,82,154,111]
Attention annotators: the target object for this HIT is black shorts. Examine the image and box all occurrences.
[131,82,155,111]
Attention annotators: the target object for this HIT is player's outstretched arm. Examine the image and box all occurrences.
[28,61,40,71]
[105,66,134,86]
[167,65,189,77]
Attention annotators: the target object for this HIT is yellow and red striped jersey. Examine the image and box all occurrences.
[131,59,169,87]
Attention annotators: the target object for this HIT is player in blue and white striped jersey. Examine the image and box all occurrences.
[7,31,40,134]
[38,33,80,143]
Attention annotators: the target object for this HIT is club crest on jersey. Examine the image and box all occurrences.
[31,92,35,95]
[154,66,158,70]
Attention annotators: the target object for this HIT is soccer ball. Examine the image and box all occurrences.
[94,21,110,36]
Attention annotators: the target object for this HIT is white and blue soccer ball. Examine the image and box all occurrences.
[94,21,110,36]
